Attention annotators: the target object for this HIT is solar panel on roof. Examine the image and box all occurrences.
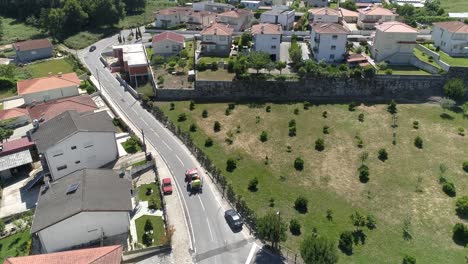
[66,183,80,194]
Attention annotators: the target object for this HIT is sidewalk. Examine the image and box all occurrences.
[89,76,193,264]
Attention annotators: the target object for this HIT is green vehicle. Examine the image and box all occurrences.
[190,178,203,194]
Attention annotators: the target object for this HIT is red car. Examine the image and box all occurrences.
[185,168,199,182]
[162,178,173,195]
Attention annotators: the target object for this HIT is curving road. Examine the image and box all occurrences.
[78,35,281,264]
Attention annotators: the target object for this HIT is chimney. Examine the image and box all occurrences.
[214,28,217,35]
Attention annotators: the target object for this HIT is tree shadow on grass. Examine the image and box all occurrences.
[352,230,366,245]
[8,237,21,249]
[440,113,454,120]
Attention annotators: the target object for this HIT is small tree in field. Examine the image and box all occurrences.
[463,161,468,173]
[144,219,153,233]
[248,177,259,192]
[414,136,423,149]
[189,123,197,132]
[387,100,397,114]
[440,97,456,112]
[455,196,468,218]
[294,195,308,213]
[214,121,221,132]
[443,78,466,100]
[202,109,208,118]
[226,158,237,172]
[257,211,287,249]
[315,138,325,151]
[260,131,268,142]
[294,157,304,171]
[205,137,213,147]
[378,148,388,162]
[452,223,468,246]
[290,219,301,236]
[338,231,353,255]
[189,100,195,110]
[301,235,338,264]
[275,61,287,74]
[402,255,416,264]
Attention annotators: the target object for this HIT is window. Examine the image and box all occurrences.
[57,165,67,171]
[206,36,212,41]
[332,35,338,40]
[272,37,277,40]
[219,36,227,41]
[53,152,63,157]
[75,161,81,164]
[271,45,277,49]
[331,45,336,50]
[71,146,77,150]
[329,54,335,60]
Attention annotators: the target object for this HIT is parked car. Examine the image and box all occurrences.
[224,209,243,230]
[89,45,96,52]
[162,178,173,195]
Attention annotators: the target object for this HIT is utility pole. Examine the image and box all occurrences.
[141,128,147,158]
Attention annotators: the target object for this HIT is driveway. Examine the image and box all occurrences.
[0,177,40,218]
[280,42,290,63]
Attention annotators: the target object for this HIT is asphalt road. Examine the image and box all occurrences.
[78,36,282,264]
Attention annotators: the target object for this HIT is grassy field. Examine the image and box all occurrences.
[440,0,468,12]
[157,101,468,263]
[0,16,44,45]
[439,51,468,67]
[0,230,31,262]
[119,0,177,29]
[26,58,75,78]
[377,65,431,75]
[135,215,165,246]
[138,183,162,210]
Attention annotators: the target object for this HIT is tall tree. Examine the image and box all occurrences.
[0,127,13,142]
[62,0,88,34]
[123,0,146,12]
[341,0,357,11]
[257,211,288,249]
[41,8,66,39]
[443,78,466,100]
[249,51,271,73]
[91,0,125,27]
[300,235,339,264]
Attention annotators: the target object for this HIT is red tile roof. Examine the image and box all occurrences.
[0,137,35,157]
[152,31,185,44]
[218,9,251,18]
[27,94,97,121]
[375,21,417,33]
[433,21,468,34]
[14,39,52,52]
[340,8,358,17]
[358,5,395,16]
[0,108,29,121]
[17,73,81,96]
[3,245,122,264]
[201,23,234,35]
[311,22,350,34]
[308,7,342,17]
[251,23,282,35]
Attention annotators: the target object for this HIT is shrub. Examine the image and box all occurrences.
[169,102,175,110]
[294,157,304,171]
[413,121,419,129]
[202,109,208,118]
[225,108,231,116]
[355,136,363,148]
[323,126,329,134]
[289,119,296,127]
[205,138,213,147]
[456,196,468,218]
[378,148,388,162]
[452,223,468,246]
[211,62,218,71]
[294,108,299,115]
[157,75,164,84]
[260,131,268,142]
[228,103,235,110]
[443,78,466,100]
[226,158,237,172]
[366,214,377,230]
[358,164,369,183]
[385,69,393,75]
[189,124,197,132]
[459,128,465,136]
[294,195,308,213]
[414,136,423,149]
[290,219,301,235]
[463,162,468,173]
[303,101,311,110]
[248,177,259,192]
[322,111,328,118]
[402,255,416,264]
[443,181,456,197]
[189,101,195,111]
[289,126,297,137]
[266,105,271,112]
[348,102,356,111]
[358,113,364,122]
[387,100,397,114]
[315,138,325,151]
[177,113,187,122]
[144,219,153,233]
[338,231,353,255]
[213,121,221,132]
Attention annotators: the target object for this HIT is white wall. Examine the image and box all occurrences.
[45,131,118,180]
[260,13,277,24]
[192,2,206,11]
[155,13,181,28]
[278,11,295,30]
[253,34,281,60]
[432,25,468,57]
[372,31,417,63]
[23,86,79,105]
[38,211,130,253]
[152,39,184,55]
[310,30,348,62]
[311,14,340,23]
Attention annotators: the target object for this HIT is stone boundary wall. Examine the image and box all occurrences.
[410,56,440,74]
[416,44,451,72]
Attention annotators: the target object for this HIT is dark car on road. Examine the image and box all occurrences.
[224,209,243,230]
[89,45,96,52]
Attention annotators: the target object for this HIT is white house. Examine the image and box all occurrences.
[252,23,283,61]
[308,7,342,23]
[193,1,234,13]
[307,0,328,8]
[310,22,350,62]
[154,7,216,30]
[217,9,253,31]
[260,9,295,30]
[31,110,118,181]
[370,21,418,64]
[432,21,468,57]
[241,0,261,10]
[200,23,234,56]
[357,5,397,30]
[30,169,132,253]
[17,73,81,105]
[152,31,185,56]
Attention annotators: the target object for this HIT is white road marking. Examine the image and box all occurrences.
[162,140,173,151]
[198,195,206,212]
[175,154,184,167]
[141,119,149,126]
[132,108,138,115]
[206,218,214,241]
[245,243,258,264]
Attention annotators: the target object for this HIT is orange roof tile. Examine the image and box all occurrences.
[359,6,396,16]
[4,245,122,264]
[17,73,81,96]
[340,8,358,17]
[0,108,29,121]
[375,21,417,33]
[201,23,234,35]
[311,23,350,34]
[27,94,97,121]
[251,23,282,34]
[308,7,342,17]
[433,21,468,34]
[218,9,251,18]
[14,39,52,52]
[152,31,185,44]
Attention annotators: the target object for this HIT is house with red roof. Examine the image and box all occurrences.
[14,38,53,63]
[17,73,81,105]
[357,5,397,29]
[27,94,97,122]
[217,9,253,31]
[310,23,350,62]
[154,7,216,30]
[200,23,234,56]
[251,23,283,61]
[370,21,418,64]
[0,108,30,128]
[308,7,342,23]
[152,31,185,56]
[3,245,122,264]
[432,21,468,57]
